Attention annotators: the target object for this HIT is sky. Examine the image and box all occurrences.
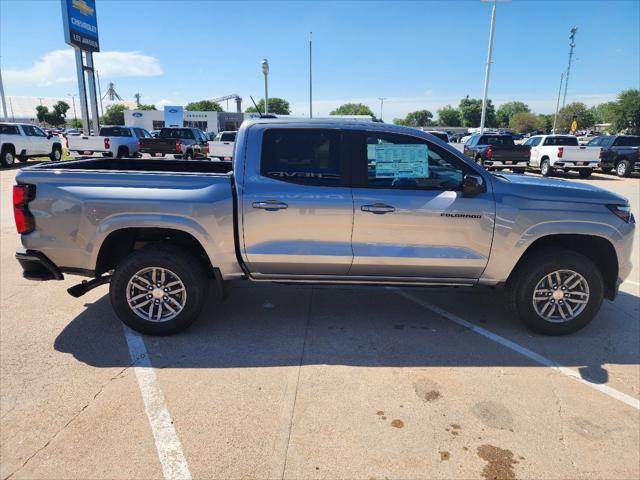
[1,0,639,120]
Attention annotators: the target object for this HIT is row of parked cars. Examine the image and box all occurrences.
[459,132,639,178]
[0,122,238,167]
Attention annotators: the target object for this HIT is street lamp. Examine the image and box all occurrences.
[479,0,510,134]
[261,59,269,115]
[378,97,387,122]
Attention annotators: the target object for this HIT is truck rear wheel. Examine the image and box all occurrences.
[616,159,631,177]
[540,159,553,177]
[50,145,62,162]
[507,250,603,335]
[110,244,208,335]
[1,146,15,167]
[116,147,129,158]
[184,150,194,160]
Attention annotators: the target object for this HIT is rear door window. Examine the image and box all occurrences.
[261,129,343,186]
[0,124,20,135]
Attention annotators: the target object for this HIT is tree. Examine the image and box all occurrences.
[393,109,433,127]
[136,104,157,111]
[67,118,82,128]
[101,103,127,126]
[496,101,529,128]
[246,97,291,115]
[436,105,461,126]
[612,89,640,134]
[537,114,553,133]
[185,100,223,112]
[509,112,540,133]
[35,101,70,126]
[459,96,495,128]
[556,102,595,133]
[329,103,376,119]
[590,101,617,125]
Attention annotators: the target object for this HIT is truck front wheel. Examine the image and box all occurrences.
[507,250,603,335]
[110,244,208,335]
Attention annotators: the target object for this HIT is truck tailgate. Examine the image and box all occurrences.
[490,145,530,163]
[67,135,107,153]
[559,146,600,162]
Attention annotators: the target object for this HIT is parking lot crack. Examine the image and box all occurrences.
[549,373,577,470]
[2,364,132,480]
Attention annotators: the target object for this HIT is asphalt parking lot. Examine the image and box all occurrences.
[1,161,639,480]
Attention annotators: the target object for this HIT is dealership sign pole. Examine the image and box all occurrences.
[61,0,100,135]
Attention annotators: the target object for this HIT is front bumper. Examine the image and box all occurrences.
[15,250,64,281]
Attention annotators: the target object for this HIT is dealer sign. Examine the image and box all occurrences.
[61,0,100,52]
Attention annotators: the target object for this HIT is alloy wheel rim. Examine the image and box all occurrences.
[532,269,589,323]
[6,152,14,165]
[617,163,626,176]
[126,267,187,322]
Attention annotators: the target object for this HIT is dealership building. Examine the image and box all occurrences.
[124,109,246,133]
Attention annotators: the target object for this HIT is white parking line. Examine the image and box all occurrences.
[123,327,192,480]
[389,287,640,411]
[624,279,640,286]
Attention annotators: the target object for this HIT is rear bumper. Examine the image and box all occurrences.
[483,160,528,168]
[15,250,64,281]
[553,161,599,169]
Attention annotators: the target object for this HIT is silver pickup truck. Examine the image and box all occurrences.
[13,119,635,336]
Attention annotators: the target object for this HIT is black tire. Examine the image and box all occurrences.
[616,159,631,178]
[475,156,484,168]
[507,250,603,335]
[600,167,612,174]
[540,158,553,177]
[110,243,209,335]
[116,147,129,159]
[578,169,592,178]
[513,168,526,174]
[50,145,62,162]
[184,150,194,160]
[1,147,16,167]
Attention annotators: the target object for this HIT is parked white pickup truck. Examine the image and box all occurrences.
[525,134,600,177]
[1,122,64,167]
[208,131,236,160]
[67,126,152,158]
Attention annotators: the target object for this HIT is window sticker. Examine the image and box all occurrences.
[369,144,429,178]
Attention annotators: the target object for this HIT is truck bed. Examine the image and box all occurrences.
[24,157,233,174]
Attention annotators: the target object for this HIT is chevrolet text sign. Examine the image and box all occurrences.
[61,0,100,52]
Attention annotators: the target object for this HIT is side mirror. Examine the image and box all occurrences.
[462,174,486,197]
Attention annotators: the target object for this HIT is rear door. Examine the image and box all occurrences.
[349,131,494,280]
[241,127,354,276]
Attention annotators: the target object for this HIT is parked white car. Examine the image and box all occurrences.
[524,134,601,177]
[1,122,64,167]
[208,131,236,160]
[67,126,152,158]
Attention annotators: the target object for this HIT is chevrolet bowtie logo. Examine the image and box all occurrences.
[72,0,94,16]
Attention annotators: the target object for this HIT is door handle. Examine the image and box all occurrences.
[252,200,288,211]
[361,203,395,214]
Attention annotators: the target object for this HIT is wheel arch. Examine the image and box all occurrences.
[506,233,618,300]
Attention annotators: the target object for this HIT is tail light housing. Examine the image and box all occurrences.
[463,145,469,156]
[606,204,633,223]
[557,147,563,158]
[137,139,142,152]
[486,146,492,159]
[13,184,36,234]
[104,137,110,150]
[528,148,532,160]
[175,138,182,153]
[599,148,604,159]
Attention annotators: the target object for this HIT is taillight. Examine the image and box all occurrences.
[463,145,468,155]
[606,204,633,223]
[137,139,142,152]
[176,139,182,152]
[486,146,492,159]
[528,148,531,160]
[104,137,110,149]
[13,184,36,234]
[599,148,604,159]
[557,147,563,158]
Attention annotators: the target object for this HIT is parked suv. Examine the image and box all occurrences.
[1,123,63,167]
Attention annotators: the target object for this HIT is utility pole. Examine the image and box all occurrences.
[377,97,387,122]
[134,93,141,107]
[309,32,313,118]
[552,72,564,134]
[0,65,8,121]
[561,27,577,109]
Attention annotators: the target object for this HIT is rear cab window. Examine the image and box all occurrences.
[479,135,514,146]
[543,136,579,146]
[220,132,236,142]
[159,128,195,140]
[100,127,132,137]
[260,129,343,186]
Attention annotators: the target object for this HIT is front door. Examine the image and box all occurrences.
[241,127,353,276]
[349,131,495,280]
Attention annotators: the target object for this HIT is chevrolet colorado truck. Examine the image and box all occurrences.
[525,134,601,177]
[13,120,635,336]
[586,135,640,177]
[463,133,530,173]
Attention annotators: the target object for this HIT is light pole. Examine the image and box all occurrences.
[377,97,387,122]
[479,0,510,134]
[261,59,269,115]
[552,72,564,134]
[561,27,577,109]
[0,65,8,122]
[68,93,77,122]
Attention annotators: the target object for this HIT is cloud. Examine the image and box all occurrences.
[4,49,163,87]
